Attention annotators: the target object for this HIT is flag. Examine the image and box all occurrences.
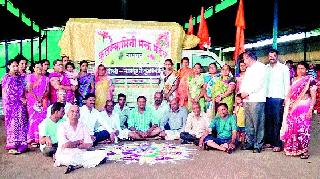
[187,15,194,35]
[233,0,246,61]
[197,7,210,50]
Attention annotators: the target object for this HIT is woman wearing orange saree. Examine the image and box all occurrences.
[95,64,114,111]
[177,57,193,107]
[280,61,317,159]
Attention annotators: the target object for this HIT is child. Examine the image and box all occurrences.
[233,94,245,148]
[65,62,78,86]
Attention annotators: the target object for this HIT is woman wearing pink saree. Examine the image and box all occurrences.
[280,61,317,159]
[26,62,49,146]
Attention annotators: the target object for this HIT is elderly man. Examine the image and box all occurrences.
[199,103,237,153]
[39,102,66,157]
[128,96,161,140]
[180,102,210,145]
[160,98,188,140]
[54,105,106,172]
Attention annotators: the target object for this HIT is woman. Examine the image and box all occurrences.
[76,60,95,106]
[188,63,205,112]
[159,59,179,102]
[203,63,219,117]
[212,64,236,114]
[2,59,28,154]
[95,64,114,111]
[280,61,317,159]
[26,62,49,147]
[177,57,193,107]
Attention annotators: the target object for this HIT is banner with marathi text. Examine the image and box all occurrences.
[95,29,172,106]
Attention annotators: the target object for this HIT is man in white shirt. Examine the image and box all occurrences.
[99,100,122,141]
[46,89,71,119]
[180,102,210,145]
[54,105,106,172]
[79,93,112,146]
[240,50,267,153]
[264,49,290,152]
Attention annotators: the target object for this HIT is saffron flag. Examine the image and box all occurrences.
[197,7,210,50]
[233,0,246,61]
[187,15,194,35]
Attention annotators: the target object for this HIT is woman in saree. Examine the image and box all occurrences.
[280,61,317,159]
[76,60,95,106]
[159,59,179,102]
[177,57,194,107]
[2,59,28,154]
[212,64,236,114]
[26,61,49,147]
[188,63,205,112]
[203,63,220,118]
[95,64,114,111]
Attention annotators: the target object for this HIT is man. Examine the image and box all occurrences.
[49,59,76,103]
[47,89,72,119]
[151,92,169,126]
[54,105,106,171]
[160,98,188,140]
[265,49,290,152]
[39,102,66,157]
[180,102,210,145]
[61,54,70,71]
[113,93,130,129]
[99,100,123,141]
[240,50,267,153]
[79,93,113,145]
[199,103,237,153]
[128,96,161,140]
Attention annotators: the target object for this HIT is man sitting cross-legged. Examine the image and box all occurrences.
[159,98,188,140]
[128,96,161,140]
[39,102,66,157]
[199,103,237,154]
[180,102,210,145]
[54,105,106,171]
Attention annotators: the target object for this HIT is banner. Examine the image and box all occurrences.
[95,29,172,106]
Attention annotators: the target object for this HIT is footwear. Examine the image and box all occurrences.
[300,153,310,159]
[263,144,273,149]
[65,165,75,174]
[181,140,189,144]
[253,148,261,153]
[8,149,21,155]
[272,147,282,152]
[241,145,254,150]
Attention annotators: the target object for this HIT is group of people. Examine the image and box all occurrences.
[1,48,318,170]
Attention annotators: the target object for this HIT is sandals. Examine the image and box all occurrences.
[31,143,40,148]
[8,149,21,155]
[300,153,310,159]
[272,147,282,152]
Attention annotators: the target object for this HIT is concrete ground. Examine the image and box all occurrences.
[0,116,319,179]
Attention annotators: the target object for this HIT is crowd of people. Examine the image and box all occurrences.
[1,49,319,171]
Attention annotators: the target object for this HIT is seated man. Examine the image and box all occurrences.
[54,105,106,171]
[113,93,130,129]
[128,96,161,140]
[199,103,237,153]
[99,100,122,142]
[160,98,188,140]
[79,93,113,145]
[151,92,169,126]
[180,102,210,145]
[39,102,66,157]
